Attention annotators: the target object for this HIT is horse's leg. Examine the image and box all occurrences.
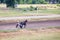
[24,25,26,28]
[16,24,18,28]
[20,24,23,29]
[20,26,23,29]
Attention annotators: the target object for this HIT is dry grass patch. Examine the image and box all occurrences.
[0,28,60,40]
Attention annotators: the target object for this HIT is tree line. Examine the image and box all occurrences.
[0,0,60,4]
[0,0,60,8]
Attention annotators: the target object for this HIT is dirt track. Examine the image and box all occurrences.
[0,20,60,30]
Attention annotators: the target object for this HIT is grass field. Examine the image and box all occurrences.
[0,28,60,40]
[0,4,60,17]
[0,9,60,17]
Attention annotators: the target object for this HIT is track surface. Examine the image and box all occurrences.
[0,20,60,30]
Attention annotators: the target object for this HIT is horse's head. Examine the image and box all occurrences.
[25,20,28,22]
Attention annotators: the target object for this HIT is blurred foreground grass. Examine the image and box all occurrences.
[0,27,60,40]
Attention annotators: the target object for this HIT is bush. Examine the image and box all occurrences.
[29,6,34,11]
[57,4,60,7]
[34,7,38,10]
[29,6,39,11]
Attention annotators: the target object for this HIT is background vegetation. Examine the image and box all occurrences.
[0,0,60,4]
[0,0,60,8]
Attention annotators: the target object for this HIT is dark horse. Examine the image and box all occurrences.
[16,20,28,28]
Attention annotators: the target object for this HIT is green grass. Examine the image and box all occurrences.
[39,9,60,14]
[0,9,60,17]
[0,29,18,33]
